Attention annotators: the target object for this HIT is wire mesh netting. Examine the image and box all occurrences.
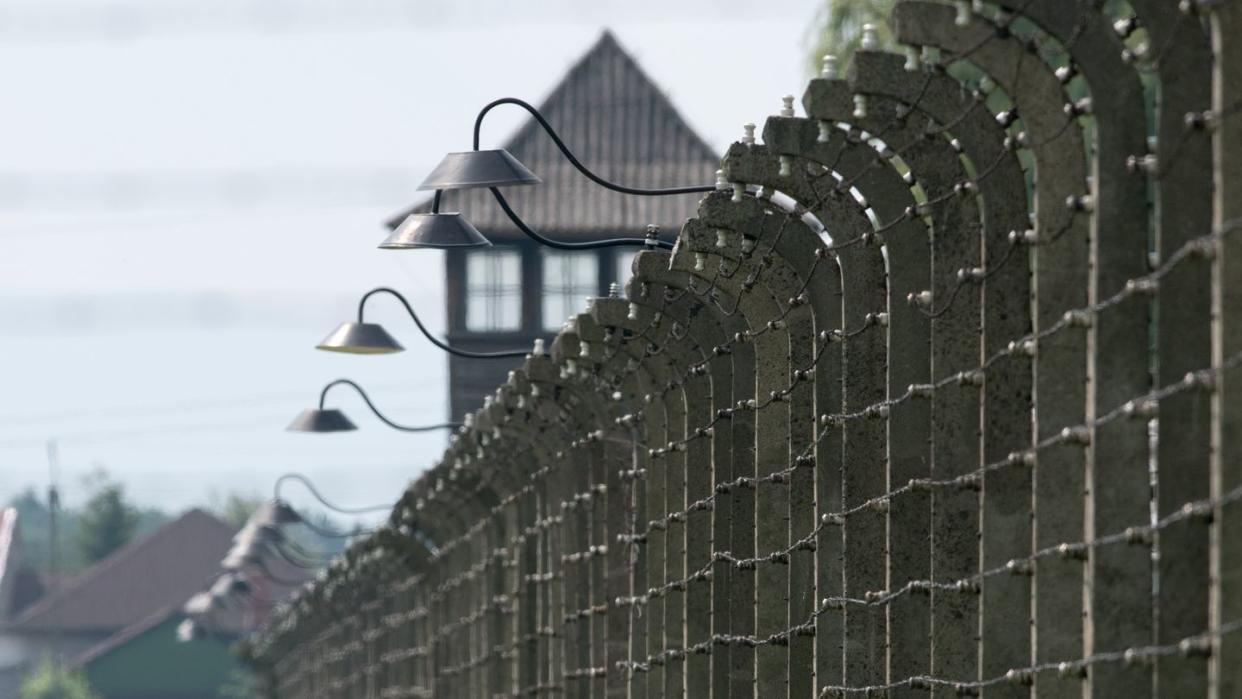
[240,1,1242,696]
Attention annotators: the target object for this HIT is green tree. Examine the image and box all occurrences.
[806,0,895,74]
[8,483,167,575]
[19,660,100,699]
[74,469,138,564]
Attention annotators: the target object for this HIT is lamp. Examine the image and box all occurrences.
[232,522,284,551]
[387,97,716,251]
[380,184,493,250]
[251,500,304,527]
[286,407,356,433]
[268,472,396,541]
[222,520,283,572]
[287,378,462,433]
[317,287,528,359]
[380,210,491,250]
[316,321,403,355]
[192,477,398,624]
[418,149,540,190]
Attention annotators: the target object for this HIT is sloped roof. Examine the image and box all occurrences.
[9,568,47,620]
[393,30,720,240]
[9,509,235,633]
[68,605,181,668]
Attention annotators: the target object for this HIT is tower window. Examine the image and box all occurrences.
[543,251,598,330]
[615,250,635,295]
[465,249,522,331]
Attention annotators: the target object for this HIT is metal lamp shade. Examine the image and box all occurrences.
[251,500,303,526]
[418,149,540,190]
[381,212,491,249]
[287,408,357,433]
[317,322,404,354]
[232,527,274,551]
[234,521,287,548]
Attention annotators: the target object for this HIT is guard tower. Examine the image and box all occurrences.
[396,31,720,419]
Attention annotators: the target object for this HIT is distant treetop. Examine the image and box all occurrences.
[806,0,895,75]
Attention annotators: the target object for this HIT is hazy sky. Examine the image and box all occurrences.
[0,0,823,524]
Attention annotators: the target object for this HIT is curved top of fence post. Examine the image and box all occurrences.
[630,250,740,369]
[892,1,1087,230]
[564,311,654,427]
[975,0,1149,258]
[589,294,692,394]
[847,49,1027,245]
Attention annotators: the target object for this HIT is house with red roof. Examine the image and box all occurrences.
[0,508,269,698]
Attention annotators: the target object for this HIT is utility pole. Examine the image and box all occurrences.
[46,440,60,666]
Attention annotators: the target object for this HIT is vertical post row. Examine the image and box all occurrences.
[1135,3,1215,695]
[1212,3,1242,697]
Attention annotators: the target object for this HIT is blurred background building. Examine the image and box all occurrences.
[390,31,720,418]
[0,506,305,698]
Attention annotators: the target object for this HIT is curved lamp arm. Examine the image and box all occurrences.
[472,96,703,251]
[320,378,463,432]
[359,287,529,358]
[473,97,715,197]
[269,473,383,542]
[489,187,674,250]
[275,472,393,514]
[289,517,369,541]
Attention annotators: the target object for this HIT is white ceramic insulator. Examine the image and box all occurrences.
[861,24,878,50]
[955,0,972,26]
[904,46,921,71]
[853,94,868,119]
[821,55,839,79]
[817,120,832,143]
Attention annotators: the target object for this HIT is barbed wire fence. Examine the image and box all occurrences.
[239,0,1242,696]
